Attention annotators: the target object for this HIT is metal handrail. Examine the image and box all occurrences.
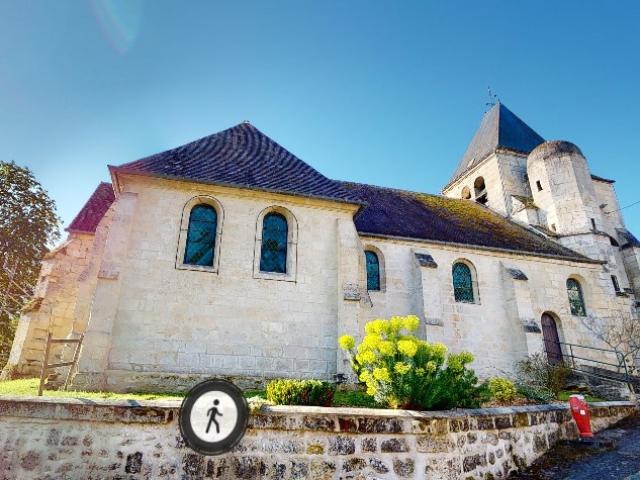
[549,340,635,394]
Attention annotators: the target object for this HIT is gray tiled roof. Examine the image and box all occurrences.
[66,182,115,233]
[448,103,545,186]
[112,122,361,204]
[341,182,591,262]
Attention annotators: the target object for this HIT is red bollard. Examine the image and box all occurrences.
[569,394,594,438]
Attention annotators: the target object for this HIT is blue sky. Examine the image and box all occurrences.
[1,1,639,234]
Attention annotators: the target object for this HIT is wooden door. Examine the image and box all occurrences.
[541,314,563,364]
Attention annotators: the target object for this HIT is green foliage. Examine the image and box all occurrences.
[488,377,518,402]
[516,353,570,398]
[0,161,60,367]
[265,379,335,406]
[339,315,487,410]
[515,384,555,404]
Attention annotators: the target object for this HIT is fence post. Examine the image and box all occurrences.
[38,332,52,396]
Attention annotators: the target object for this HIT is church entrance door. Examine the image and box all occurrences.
[541,313,563,364]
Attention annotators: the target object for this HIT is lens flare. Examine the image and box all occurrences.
[90,0,145,54]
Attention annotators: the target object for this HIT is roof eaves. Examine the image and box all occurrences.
[111,167,365,207]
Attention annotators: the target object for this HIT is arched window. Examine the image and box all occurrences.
[452,262,475,303]
[183,204,218,266]
[259,212,288,274]
[365,251,381,291]
[474,176,488,205]
[566,278,586,316]
[461,186,471,200]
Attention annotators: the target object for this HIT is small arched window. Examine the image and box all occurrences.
[461,186,471,200]
[452,262,475,303]
[259,212,288,274]
[566,278,586,316]
[365,251,381,291]
[474,176,488,205]
[183,204,218,266]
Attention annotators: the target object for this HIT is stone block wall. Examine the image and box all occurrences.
[0,396,635,479]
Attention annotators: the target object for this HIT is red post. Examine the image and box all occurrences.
[569,394,594,438]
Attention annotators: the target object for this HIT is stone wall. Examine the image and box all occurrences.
[0,396,635,480]
[359,235,624,377]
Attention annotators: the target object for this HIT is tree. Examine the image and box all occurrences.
[0,161,60,366]
[581,313,640,375]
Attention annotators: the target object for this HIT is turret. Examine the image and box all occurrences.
[527,141,602,236]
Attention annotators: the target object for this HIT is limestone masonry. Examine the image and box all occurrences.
[0,396,635,479]
[4,103,640,390]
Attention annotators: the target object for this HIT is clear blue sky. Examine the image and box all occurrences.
[1,1,639,234]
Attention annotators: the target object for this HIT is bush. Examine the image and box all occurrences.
[339,315,487,410]
[488,377,518,402]
[265,379,335,406]
[516,353,570,398]
[516,384,555,404]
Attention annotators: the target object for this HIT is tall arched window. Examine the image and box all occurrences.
[365,251,381,291]
[452,262,475,303]
[259,212,288,274]
[183,204,218,267]
[566,278,586,316]
[474,176,488,205]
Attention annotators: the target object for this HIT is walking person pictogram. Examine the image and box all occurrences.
[206,399,223,434]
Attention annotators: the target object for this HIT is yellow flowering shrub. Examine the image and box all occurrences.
[338,315,488,410]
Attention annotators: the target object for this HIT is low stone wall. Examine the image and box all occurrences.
[0,396,635,480]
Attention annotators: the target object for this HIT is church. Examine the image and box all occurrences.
[5,103,640,392]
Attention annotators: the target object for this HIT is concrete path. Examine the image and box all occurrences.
[512,415,640,480]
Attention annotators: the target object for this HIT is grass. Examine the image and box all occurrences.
[0,379,607,407]
[557,390,605,403]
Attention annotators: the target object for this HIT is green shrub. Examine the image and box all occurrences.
[265,379,335,406]
[488,377,518,402]
[339,315,487,410]
[516,384,554,404]
[516,353,570,397]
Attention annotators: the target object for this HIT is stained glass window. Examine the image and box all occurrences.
[365,251,380,291]
[260,212,288,274]
[567,278,586,316]
[183,204,217,266]
[453,262,474,303]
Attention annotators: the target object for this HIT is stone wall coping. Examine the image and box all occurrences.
[0,395,635,428]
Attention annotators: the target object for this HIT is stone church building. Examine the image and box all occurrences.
[5,103,640,391]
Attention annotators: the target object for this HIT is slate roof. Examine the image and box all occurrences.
[617,228,640,250]
[66,182,115,233]
[448,103,545,186]
[341,182,592,262]
[112,122,360,204]
[591,174,615,184]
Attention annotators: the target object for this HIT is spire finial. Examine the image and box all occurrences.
[485,87,500,112]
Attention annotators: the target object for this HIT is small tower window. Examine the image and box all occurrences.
[461,186,471,200]
[611,275,621,293]
[590,218,597,231]
[566,278,586,316]
[473,177,488,205]
[536,180,543,192]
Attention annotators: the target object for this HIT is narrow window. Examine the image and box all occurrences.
[474,177,488,205]
[566,278,586,316]
[611,275,621,293]
[259,212,288,273]
[453,262,475,303]
[365,251,381,291]
[536,180,543,191]
[551,223,557,232]
[183,204,217,266]
[591,218,597,231]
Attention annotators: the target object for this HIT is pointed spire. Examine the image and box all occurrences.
[448,103,544,185]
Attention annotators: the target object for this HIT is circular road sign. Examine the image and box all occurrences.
[178,379,249,455]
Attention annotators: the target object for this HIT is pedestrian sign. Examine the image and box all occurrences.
[178,379,249,455]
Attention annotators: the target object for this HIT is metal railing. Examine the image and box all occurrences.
[552,340,635,393]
